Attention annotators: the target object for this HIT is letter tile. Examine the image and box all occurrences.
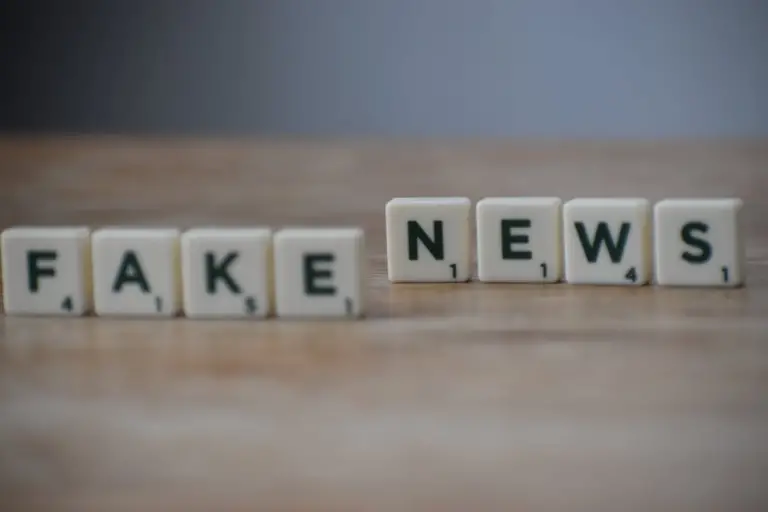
[563,198,651,285]
[386,197,471,282]
[92,228,181,317]
[1,227,91,315]
[476,197,562,282]
[654,198,744,286]
[273,228,365,318]
[181,228,273,318]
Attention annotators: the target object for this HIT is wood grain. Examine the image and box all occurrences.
[1,137,767,512]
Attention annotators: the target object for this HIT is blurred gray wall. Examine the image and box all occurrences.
[1,0,766,137]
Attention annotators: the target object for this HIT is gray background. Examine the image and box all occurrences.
[1,0,766,137]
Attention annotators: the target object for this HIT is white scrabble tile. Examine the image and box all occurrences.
[1,227,92,315]
[273,228,365,318]
[654,198,744,287]
[476,197,562,282]
[92,228,181,317]
[563,198,651,285]
[181,228,272,318]
[386,197,471,282]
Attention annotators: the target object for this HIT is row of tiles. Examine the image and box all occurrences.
[387,197,744,286]
[0,196,744,318]
[2,227,364,318]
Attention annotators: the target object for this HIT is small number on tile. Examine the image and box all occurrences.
[540,262,548,278]
[721,266,729,283]
[345,297,353,315]
[61,296,73,312]
[449,263,457,279]
[625,266,637,283]
[155,296,162,312]
[244,296,257,314]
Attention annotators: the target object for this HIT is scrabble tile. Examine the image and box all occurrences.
[476,197,562,282]
[1,227,92,315]
[654,198,744,287]
[386,197,471,282]
[274,228,365,318]
[181,228,272,318]
[92,228,181,317]
[563,198,651,285]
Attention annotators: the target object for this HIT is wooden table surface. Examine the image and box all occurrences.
[1,138,767,511]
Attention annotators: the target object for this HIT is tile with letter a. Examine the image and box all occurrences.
[92,228,181,317]
[476,197,562,282]
[181,228,273,318]
[273,228,365,318]
[1,227,92,316]
[386,197,471,282]
[563,198,651,285]
[654,198,744,287]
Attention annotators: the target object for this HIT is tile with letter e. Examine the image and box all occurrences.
[92,228,181,317]
[273,228,365,318]
[654,198,744,287]
[476,197,562,282]
[563,198,651,285]
[386,197,471,282]
[1,227,92,315]
[181,228,272,318]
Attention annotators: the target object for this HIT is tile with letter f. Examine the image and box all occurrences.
[1,226,92,316]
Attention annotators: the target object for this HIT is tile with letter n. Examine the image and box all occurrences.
[386,197,471,282]
[654,198,745,287]
[563,198,651,285]
[1,226,92,316]
[181,228,273,319]
[476,197,562,283]
[92,228,181,317]
[273,228,365,318]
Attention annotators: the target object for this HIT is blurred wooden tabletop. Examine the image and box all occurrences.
[0,137,767,512]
